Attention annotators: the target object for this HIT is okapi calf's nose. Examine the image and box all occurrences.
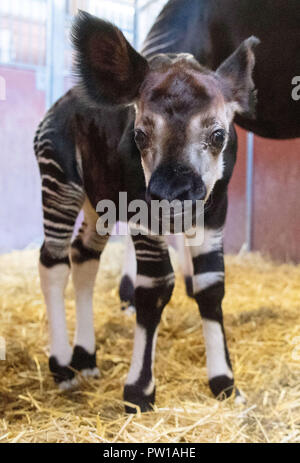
[147,164,207,203]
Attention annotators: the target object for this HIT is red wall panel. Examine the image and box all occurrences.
[224,127,247,254]
[0,66,45,252]
[225,128,300,262]
[253,136,300,262]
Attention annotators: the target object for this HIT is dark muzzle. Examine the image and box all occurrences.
[146,163,206,204]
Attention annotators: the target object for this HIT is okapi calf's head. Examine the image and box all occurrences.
[72,11,259,204]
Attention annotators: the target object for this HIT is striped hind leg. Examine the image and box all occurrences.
[189,227,235,399]
[124,234,175,413]
[38,168,85,389]
[70,200,109,378]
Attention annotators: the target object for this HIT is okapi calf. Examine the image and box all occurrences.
[34,11,259,412]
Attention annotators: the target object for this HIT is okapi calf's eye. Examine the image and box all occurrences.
[210,129,226,150]
[134,129,148,151]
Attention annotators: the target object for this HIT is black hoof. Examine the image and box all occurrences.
[49,356,75,384]
[124,385,155,413]
[209,375,235,399]
[71,345,97,371]
[184,276,193,298]
[119,274,135,309]
[49,347,97,386]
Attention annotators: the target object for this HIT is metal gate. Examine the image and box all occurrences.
[0,0,168,253]
[0,0,169,108]
[0,0,144,108]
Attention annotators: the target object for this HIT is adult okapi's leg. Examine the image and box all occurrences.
[70,200,109,377]
[124,234,175,413]
[38,160,85,389]
[189,226,235,399]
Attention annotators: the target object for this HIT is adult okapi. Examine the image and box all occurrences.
[34,0,299,413]
[120,0,300,308]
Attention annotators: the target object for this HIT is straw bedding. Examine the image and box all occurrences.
[0,243,299,443]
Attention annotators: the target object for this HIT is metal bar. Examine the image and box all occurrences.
[245,132,254,252]
[101,0,134,7]
[133,0,139,48]
[46,0,66,109]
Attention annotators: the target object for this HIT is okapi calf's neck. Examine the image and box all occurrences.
[36,11,259,411]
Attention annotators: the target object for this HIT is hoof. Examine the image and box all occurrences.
[49,347,98,388]
[71,345,97,372]
[58,377,79,391]
[49,356,75,385]
[121,304,136,316]
[234,388,246,405]
[124,385,155,413]
[209,375,235,399]
[81,367,100,379]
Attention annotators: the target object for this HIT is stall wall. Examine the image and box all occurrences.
[1,66,299,261]
[0,66,44,253]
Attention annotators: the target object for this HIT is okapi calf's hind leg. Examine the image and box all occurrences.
[40,204,108,388]
[124,234,175,413]
[38,159,107,388]
[39,246,76,389]
[189,227,235,400]
[38,177,85,389]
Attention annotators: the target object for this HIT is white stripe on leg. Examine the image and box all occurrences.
[126,324,147,386]
[202,319,233,380]
[189,227,223,258]
[143,326,158,396]
[126,324,159,395]
[39,263,72,366]
[194,271,224,292]
[122,234,137,286]
[72,259,99,354]
[175,234,193,277]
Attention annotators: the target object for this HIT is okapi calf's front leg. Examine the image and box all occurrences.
[124,235,175,413]
[189,227,235,399]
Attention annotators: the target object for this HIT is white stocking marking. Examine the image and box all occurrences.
[202,319,233,380]
[72,259,99,354]
[126,324,147,386]
[39,263,72,366]
[122,234,137,286]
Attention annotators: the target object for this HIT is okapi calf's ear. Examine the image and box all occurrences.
[216,36,260,118]
[72,11,149,106]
